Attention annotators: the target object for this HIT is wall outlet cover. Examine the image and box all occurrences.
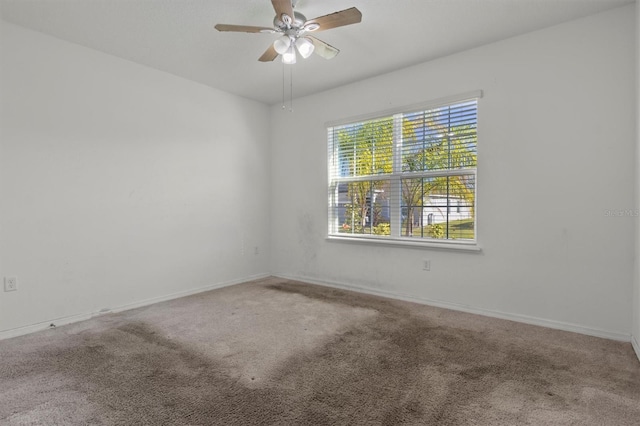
[423,260,431,271]
[5,276,17,292]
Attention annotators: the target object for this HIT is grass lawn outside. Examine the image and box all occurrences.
[337,218,475,240]
[410,218,475,240]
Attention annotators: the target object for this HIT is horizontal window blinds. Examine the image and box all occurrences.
[401,101,477,172]
[328,97,478,242]
[331,117,394,178]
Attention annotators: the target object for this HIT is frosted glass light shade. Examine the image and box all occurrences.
[296,37,315,59]
[282,44,297,64]
[273,35,291,55]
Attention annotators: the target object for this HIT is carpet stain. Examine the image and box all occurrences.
[1,279,639,425]
[263,281,640,425]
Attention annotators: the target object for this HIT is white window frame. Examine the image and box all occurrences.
[326,91,482,251]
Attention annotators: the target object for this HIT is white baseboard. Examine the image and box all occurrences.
[274,273,632,343]
[0,273,270,341]
[632,335,640,363]
[4,272,634,349]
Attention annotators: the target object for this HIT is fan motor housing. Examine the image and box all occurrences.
[274,11,307,31]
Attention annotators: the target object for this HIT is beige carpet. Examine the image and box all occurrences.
[1,277,639,425]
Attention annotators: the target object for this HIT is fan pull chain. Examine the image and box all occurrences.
[281,63,293,113]
[282,61,286,110]
[289,66,293,113]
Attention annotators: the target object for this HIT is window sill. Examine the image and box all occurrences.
[326,235,482,252]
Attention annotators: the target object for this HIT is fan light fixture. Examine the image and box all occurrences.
[282,44,297,64]
[273,35,314,63]
[296,37,315,59]
[273,35,291,55]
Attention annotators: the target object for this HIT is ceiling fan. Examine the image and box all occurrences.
[215,0,362,64]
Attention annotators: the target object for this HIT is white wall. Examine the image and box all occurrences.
[633,0,640,357]
[0,22,271,335]
[270,5,637,339]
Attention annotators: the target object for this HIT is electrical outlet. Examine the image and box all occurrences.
[422,260,431,271]
[4,277,17,292]
[254,246,259,255]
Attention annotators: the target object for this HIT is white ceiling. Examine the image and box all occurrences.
[1,0,633,105]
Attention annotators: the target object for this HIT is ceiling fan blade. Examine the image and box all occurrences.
[259,44,279,62]
[215,24,275,33]
[271,0,294,23]
[308,36,339,60]
[306,7,362,32]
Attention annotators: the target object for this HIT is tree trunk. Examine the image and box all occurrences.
[405,206,413,236]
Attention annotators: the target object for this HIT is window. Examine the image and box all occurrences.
[328,92,479,247]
